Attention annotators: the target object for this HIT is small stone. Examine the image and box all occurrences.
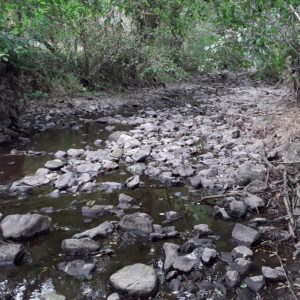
[232,223,260,246]
[232,246,253,259]
[163,242,179,271]
[228,200,247,218]
[244,180,268,194]
[107,293,120,300]
[262,266,286,282]
[54,151,66,159]
[225,270,240,288]
[55,172,75,190]
[232,130,240,139]
[189,176,202,188]
[45,159,64,170]
[41,293,66,300]
[193,224,212,236]
[244,275,265,292]
[125,175,140,189]
[214,206,231,221]
[73,221,115,239]
[59,259,95,278]
[165,211,181,221]
[173,255,196,273]
[0,243,24,264]
[61,238,100,256]
[81,205,114,217]
[201,248,218,265]
[243,194,265,210]
[119,213,153,235]
[230,258,252,276]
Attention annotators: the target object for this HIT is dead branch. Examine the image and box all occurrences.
[193,191,247,204]
[290,5,300,23]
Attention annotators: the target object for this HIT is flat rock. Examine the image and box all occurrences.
[77,163,101,173]
[41,293,66,300]
[109,263,158,297]
[1,213,51,240]
[61,238,101,256]
[232,246,253,259]
[173,255,196,273]
[230,258,252,276]
[45,159,64,170]
[244,275,265,292]
[262,266,286,282]
[59,259,95,278]
[0,243,24,264]
[119,213,153,235]
[55,172,75,190]
[81,205,114,217]
[21,175,50,187]
[232,223,260,246]
[163,242,179,271]
[73,221,115,239]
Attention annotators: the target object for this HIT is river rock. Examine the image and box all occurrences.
[127,163,146,175]
[73,221,116,239]
[61,238,101,256]
[55,172,75,190]
[231,246,253,259]
[194,224,212,236]
[0,243,24,264]
[163,242,179,271]
[119,213,153,235]
[54,150,66,159]
[67,149,84,157]
[230,258,252,276]
[109,263,158,297]
[59,259,95,278]
[236,165,265,186]
[176,165,194,177]
[45,159,64,170]
[244,180,268,194]
[232,223,260,246]
[77,163,101,173]
[81,205,114,217]
[108,131,128,142]
[201,247,218,265]
[214,206,231,221]
[243,194,265,210]
[107,293,120,300]
[262,266,286,282]
[244,275,265,292]
[21,175,50,187]
[125,175,140,189]
[225,270,240,288]
[41,293,66,300]
[132,150,149,162]
[1,213,51,240]
[118,193,138,205]
[189,176,202,188]
[173,255,196,273]
[228,200,247,218]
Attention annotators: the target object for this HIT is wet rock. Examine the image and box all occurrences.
[163,242,179,271]
[220,252,233,264]
[108,131,128,142]
[94,139,102,146]
[109,263,158,297]
[118,193,138,206]
[169,278,181,291]
[125,175,140,189]
[99,182,122,191]
[41,293,66,300]
[262,266,286,282]
[232,223,260,246]
[55,172,75,190]
[231,246,253,259]
[258,226,290,241]
[201,248,218,265]
[119,213,153,235]
[244,180,268,194]
[107,293,120,300]
[243,194,265,210]
[189,176,202,188]
[1,213,51,240]
[40,207,54,214]
[0,243,24,264]
[81,205,114,217]
[236,165,265,186]
[194,224,212,236]
[228,200,247,218]
[230,258,252,276]
[214,206,231,221]
[45,159,64,170]
[244,275,265,292]
[111,148,123,160]
[67,149,84,157]
[225,270,240,288]
[173,255,197,273]
[127,163,146,175]
[21,175,50,187]
[77,163,101,173]
[165,270,179,281]
[59,259,95,278]
[54,150,66,159]
[102,160,119,170]
[48,189,60,198]
[61,238,101,256]
[10,182,33,194]
[165,211,181,221]
[73,221,116,239]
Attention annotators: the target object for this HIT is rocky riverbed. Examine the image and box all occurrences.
[0,73,300,299]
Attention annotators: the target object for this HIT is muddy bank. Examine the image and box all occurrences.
[0,72,300,299]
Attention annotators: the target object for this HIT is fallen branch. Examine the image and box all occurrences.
[290,5,300,23]
[193,191,247,204]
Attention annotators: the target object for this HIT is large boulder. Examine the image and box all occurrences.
[109,263,159,297]
[1,214,51,240]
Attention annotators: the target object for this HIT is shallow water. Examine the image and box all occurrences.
[0,120,266,299]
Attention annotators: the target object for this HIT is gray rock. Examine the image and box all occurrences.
[61,238,101,256]
[169,278,181,291]
[132,151,149,162]
[45,159,64,170]
[173,255,196,273]
[225,270,240,288]
[0,243,24,264]
[230,258,252,276]
[176,165,194,177]
[107,293,120,300]
[189,176,202,188]
[77,163,101,173]
[108,131,128,142]
[262,266,286,282]
[232,223,260,246]
[244,275,265,292]
[99,182,122,191]
[119,213,153,235]
[73,221,115,239]
[41,293,66,300]
[54,150,66,159]
[201,248,218,265]
[243,194,265,210]
[163,242,179,271]
[118,193,137,205]
[244,180,268,194]
[59,259,95,278]
[55,172,75,190]
[81,205,114,217]
[231,246,253,259]
[232,129,240,139]
[228,200,247,218]
[125,175,140,189]
[109,263,158,297]
[236,165,265,186]
[67,149,84,157]
[1,214,51,240]
[214,206,231,221]
[21,175,50,187]
[102,160,119,170]
[165,211,181,221]
[127,163,146,175]
[194,224,212,236]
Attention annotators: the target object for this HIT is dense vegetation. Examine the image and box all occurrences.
[0,0,300,96]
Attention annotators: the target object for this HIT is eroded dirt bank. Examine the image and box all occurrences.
[0,73,300,300]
